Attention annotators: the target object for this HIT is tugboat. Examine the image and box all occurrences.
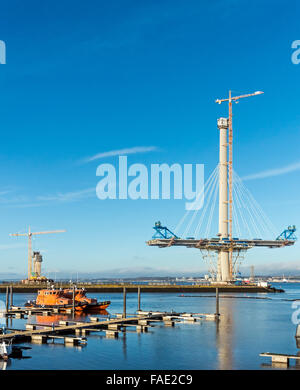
[25,288,110,312]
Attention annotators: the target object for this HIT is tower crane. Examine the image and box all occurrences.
[10,227,66,280]
[215,90,264,279]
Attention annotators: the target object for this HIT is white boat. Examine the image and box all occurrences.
[0,340,12,360]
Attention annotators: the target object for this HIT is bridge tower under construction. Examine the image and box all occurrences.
[217,118,231,282]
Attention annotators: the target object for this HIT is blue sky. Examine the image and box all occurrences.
[0,0,300,277]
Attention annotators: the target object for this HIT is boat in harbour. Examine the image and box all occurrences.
[62,288,110,312]
[24,288,110,312]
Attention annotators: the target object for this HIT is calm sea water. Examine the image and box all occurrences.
[1,283,300,370]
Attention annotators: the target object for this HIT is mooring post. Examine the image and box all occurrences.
[138,286,141,311]
[215,287,219,316]
[72,285,75,316]
[123,287,127,318]
[5,286,9,314]
[10,285,13,308]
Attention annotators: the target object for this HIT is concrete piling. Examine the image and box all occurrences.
[5,286,9,314]
[164,320,175,327]
[26,324,36,330]
[123,287,127,318]
[184,317,196,323]
[105,330,118,338]
[75,328,90,336]
[10,285,13,308]
[138,286,141,311]
[138,319,149,326]
[59,320,69,326]
[72,285,75,316]
[31,335,47,344]
[108,324,121,331]
[136,325,148,333]
[215,287,220,316]
[65,337,79,346]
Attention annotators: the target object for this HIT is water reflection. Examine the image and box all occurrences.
[33,309,109,326]
[122,332,127,360]
[216,297,235,370]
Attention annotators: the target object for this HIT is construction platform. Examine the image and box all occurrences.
[146,237,295,251]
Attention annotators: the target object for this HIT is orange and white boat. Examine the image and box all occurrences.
[25,288,110,313]
[63,288,110,311]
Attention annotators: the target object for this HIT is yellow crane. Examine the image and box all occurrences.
[215,90,264,279]
[10,226,66,280]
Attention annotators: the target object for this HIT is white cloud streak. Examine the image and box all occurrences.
[81,146,158,164]
[0,188,95,208]
[37,188,95,203]
[0,243,27,250]
[242,161,300,181]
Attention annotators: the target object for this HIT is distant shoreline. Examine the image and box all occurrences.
[0,284,283,293]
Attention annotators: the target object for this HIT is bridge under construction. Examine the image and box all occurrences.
[147,90,297,282]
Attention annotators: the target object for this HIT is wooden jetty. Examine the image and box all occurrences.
[260,352,300,367]
[0,310,219,345]
[0,286,221,347]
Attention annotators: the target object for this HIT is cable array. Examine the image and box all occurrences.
[174,165,277,240]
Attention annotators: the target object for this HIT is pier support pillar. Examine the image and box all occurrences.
[26,324,36,330]
[10,285,13,308]
[65,337,79,346]
[108,324,121,331]
[105,330,118,338]
[59,320,69,326]
[138,319,149,326]
[123,287,127,318]
[164,320,175,327]
[138,287,141,311]
[31,335,47,344]
[5,286,9,314]
[136,325,148,332]
[215,287,220,317]
[72,285,75,317]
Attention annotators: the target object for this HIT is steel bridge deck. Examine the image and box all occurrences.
[146,238,295,251]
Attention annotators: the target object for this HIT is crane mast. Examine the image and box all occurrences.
[10,227,66,280]
[215,90,264,280]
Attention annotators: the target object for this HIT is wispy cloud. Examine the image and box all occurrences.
[37,188,95,203]
[81,146,158,164]
[0,243,27,250]
[0,188,95,209]
[242,161,300,181]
